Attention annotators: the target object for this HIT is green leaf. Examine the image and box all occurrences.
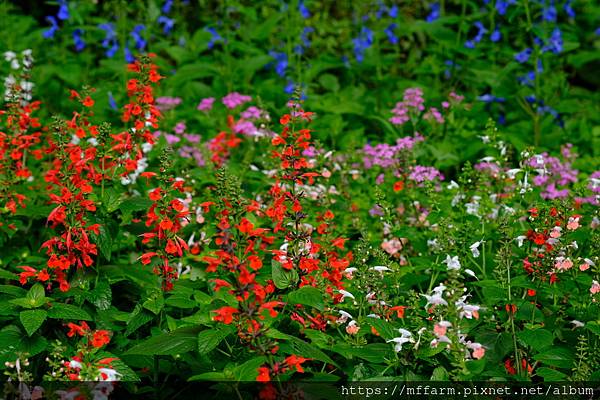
[287,286,324,311]
[189,372,229,381]
[19,310,47,336]
[95,225,113,261]
[119,198,153,214]
[280,336,338,367]
[125,308,154,336]
[0,325,47,364]
[197,326,233,355]
[23,284,47,308]
[47,303,92,320]
[89,279,112,311]
[271,260,298,289]
[101,188,122,213]
[125,327,202,355]
[0,268,17,280]
[518,328,553,351]
[143,291,164,315]
[431,366,450,381]
[536,367,568,381]
[233,356,267,381]
[533,347,574,368]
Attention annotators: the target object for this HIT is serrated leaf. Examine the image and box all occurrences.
[125,327,201,356]
[533,347,574,368]
[197,326,233,355]
[47,303,92,320]
[233,356,267,381]
[20,310,47,336]
[271,259,298,289]
[25,284,47,308]
[287,286,324,311]
[518,328,553,351]
[125,309,154,336]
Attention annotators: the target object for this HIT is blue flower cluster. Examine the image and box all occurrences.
[43,0,69,39]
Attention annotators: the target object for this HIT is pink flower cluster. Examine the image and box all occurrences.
[155,96,182,111]
[528,144,578,199]
[222,92,252,109]
[362,134,424,169]
[389,88,425,125]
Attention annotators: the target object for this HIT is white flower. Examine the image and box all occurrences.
[470,241,482,258]
[69,360,83,369]
[3,51,16,61]
[337,310,353,323]
[570,320,585,328]
[443,255,461,271]
[97,368,122,382]
[344,267,358,274]
[387,336,413,352]
[366,314,380,318]
[398,328,412,338]
[479,156,495,162]
[338,290,355,301]
[506,168,521,179]
[515,235,527,247]
[464,269,478,279]
[422,293,448,307]
[446,180,459,190]
[370,266,390,272]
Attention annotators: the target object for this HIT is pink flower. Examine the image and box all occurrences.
[591,280,600,295]
[346,321,360,335]
[472,347,485,359]
[567,216,580,230]
[222,92,251,109]
[197,97,215,111]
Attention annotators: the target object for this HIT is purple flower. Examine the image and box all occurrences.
[269,51,288,77]
[130,25,146,50]
[409,166,444,183]
[241,106,263,119]
[156,96,182,111]
[174,122,186,135]
[197,97,215,111]
[222,92,251,109]
[352,26,374,63]
[108,92,118,110]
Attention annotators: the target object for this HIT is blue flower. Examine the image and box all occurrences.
[73,29,85,52]
[426,3,440,23]
[443,59,458,79]
[158,16,174,34]
[162,0,173,14]
[477,94,505,103]
[108,92,118,110]
[385,23,398,44]
[205,27,224,49]
[352,26,373,62]
[495,0,515,15]
[130,25,146,50]
[43,16,59,39]
[465,21,487,48]
[99,23,119,58]
[563,0,575,18]
[517,71,536,86]
[536,59,543,72]
[298,1,310,19]
[294,27,314,55]
[542,2,557,22]
[514,48,532,63]
[596,27,600,36]
[542,28,562,54]
[125,47,135,63]
[269,51,288,77]
[490,27,501,42]
[57,0,69,21]
[388,5,398,18]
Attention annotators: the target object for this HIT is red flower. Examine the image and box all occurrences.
[91,330,111,348]
[238,218,255,234]
[248,255,263,271]
[213,306,239,324]
[67,322,89,337]
[527,289,536,297]
[82,96,94,107]
[256,367,270,382]
[285,355,308,373]
[140,252,157,265]
[393,180,404,192]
